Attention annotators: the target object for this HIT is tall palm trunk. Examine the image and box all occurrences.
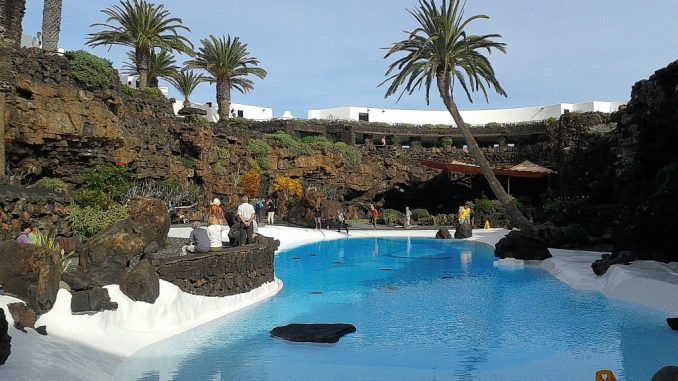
[135,48,149,89]
[41,0,62,52]
[437,73,533,232]
[216,77,231,121]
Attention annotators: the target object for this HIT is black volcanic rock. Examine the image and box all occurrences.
[435,228,452,239]
[494,231,551,260]
[454,224,472,239]
[270,323,356,344]
[667,318,678,331]
[0,309,10,365]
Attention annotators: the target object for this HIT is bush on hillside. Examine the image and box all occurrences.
[67,204,128,238]
[411,208,430,221]
[65,50,115,89]
[79,164,131,198]
[247,139,271,171]
[31,178,69,194]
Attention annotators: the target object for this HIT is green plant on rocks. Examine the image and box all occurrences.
[80,165,131,198]
[64,50,115,89]
[67,204,128,238]
[73,189,111,209]
[31,178,69,194]
[247,139,271,170]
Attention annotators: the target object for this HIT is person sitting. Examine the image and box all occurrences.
[181,222,210,255]
[15,223,31,244]
[207,222,228,251]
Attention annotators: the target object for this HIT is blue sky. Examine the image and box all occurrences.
[22,0,678,118]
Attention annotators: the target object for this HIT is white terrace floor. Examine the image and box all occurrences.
[0,226,677,381]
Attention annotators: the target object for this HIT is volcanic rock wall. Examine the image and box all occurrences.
[153,236,277,297]
[3,49,551,216]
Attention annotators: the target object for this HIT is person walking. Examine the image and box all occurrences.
[370,205,379,229]
[237,196,256,244]
[405,206,412,229]
[314,206,322,229]
[266,197,276,225]
[337,209,349,234]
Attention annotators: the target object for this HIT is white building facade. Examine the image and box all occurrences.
[307,101,626,126]
[171,101,273,122]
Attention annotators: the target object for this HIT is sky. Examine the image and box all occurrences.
[20,0,678,118]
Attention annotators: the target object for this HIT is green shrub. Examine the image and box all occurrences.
[485,122,500,128]
[302,136,334,153]
[247,139,271,170]
[80,165,131,197]
[380,209,399,225]
[123,180,205,209]
[73,189,111,208]
[177,157,196,169]
[31,178,69,194]
[546,117,559,128]
[265,132,311,156]
[333,142,362,169]
[67,204,128,238]
[472,199,494,218]
[141,87,163,97]
[411,208,430,220]
[441,137,454,148]
[64,50,115,89]
[564,223,589,245]
[121,85,137,97]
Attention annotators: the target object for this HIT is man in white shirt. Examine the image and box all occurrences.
[237,196,256,244]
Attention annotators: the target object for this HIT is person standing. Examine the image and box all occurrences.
[237,196,256,244]
[31,32,42,48]
[181,222,210,255]
[314,206,322,229]
[254,199,263,223]
[405,206,412,229]
[266,197,276,225]
[370,205,379,229]
[208,198,225,226]
[337,209,349,234]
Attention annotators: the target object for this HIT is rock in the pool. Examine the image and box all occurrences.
[270,323,356,344]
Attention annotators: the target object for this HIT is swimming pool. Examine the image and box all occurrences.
[115,238,677,380]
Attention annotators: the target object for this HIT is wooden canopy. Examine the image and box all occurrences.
[421,160,556,178]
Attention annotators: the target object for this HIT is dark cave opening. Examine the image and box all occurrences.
[378,173,549,214]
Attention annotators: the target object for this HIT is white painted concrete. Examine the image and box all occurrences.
[308,101,626,126]
[1,226,676,381]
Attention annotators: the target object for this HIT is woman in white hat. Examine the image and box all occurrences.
[207,197,227,251]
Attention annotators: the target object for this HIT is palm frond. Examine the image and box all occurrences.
[381,0,507,104]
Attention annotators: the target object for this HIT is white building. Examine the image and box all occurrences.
[119,74,169,97]
[307,101,626,126]
[171,101,273,122]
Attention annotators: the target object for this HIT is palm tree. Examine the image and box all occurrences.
[167,69,205,108]
[185,35,267,121]
[123,49,179,87]
[41,0,62,52]
[382,0,532,232]
[86,0,193,89]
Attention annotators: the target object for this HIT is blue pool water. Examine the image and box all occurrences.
[115,238,677,381]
